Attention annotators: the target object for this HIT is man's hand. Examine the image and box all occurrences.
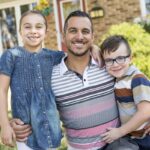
[10,118,32,142]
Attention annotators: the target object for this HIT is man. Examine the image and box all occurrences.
[11,11,139,150]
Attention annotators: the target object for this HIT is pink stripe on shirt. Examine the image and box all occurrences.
[66,118,119,137]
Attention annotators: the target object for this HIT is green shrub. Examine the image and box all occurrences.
[99,22,150,78]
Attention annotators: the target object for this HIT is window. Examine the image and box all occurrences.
[145,0,150,14]
[140,0,150,17]
[0,0,37,56]
[0,8,17,53]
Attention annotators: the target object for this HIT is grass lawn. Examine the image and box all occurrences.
[0,96,67,150]
[0,137,67,150]
[0,132,67,150]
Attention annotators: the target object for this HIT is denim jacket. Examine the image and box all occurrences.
[0,47,64,150]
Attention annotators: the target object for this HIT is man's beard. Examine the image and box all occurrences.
[68,48,90,57]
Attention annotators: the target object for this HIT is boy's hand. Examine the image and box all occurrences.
[10,118,32,142]
[1,125,16,147]
[101,127,122,143]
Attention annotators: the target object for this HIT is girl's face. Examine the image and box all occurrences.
[20,13,47,52]
[103,43,132,78]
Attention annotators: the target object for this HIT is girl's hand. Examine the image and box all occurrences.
[1,125,16,147]
[101,127,122,143]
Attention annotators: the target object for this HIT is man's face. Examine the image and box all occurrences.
[63,17,94,56]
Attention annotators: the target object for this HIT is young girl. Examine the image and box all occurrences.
[100,35,150,150]
[0,10,100,150]
[0,10,64,150]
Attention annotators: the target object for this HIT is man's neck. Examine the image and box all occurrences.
[65,54,91,75]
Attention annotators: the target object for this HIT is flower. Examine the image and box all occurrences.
[34,0,53,16]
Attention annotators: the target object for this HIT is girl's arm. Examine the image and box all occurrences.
[0,74,16,147]
[102,101,150,143]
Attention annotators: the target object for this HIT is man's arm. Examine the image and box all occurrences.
[10,119,32,142]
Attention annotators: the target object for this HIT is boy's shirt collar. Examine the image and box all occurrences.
[116,65,137,81]
[124,65,137,76]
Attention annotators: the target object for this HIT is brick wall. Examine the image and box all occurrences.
[44,13,58,50]
[45,0,141,49]
[88,0,141,44]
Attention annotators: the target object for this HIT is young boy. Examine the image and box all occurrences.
[100,35,150,150]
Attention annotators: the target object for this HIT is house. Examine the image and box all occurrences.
[0,0,150,53]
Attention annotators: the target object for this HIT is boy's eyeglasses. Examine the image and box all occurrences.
[104,55,130,66]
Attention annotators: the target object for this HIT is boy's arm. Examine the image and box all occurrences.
[0,74,15,147]
[102,101,150,143]
[119,101,150,136]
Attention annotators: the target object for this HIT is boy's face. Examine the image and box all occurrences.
[20,13,47,51]
[103,43,132,78]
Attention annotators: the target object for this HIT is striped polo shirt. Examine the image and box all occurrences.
[51,56,119,149]
[115,65,150,129]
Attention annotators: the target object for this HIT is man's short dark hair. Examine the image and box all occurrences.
[100,35,131,55]
[63,10,93,33]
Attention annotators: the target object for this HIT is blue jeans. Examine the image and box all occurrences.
[105,137,139,150]
[134,135,150,150]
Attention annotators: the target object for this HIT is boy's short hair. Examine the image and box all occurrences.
[63,10,93,33]
[100,35,131,55]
